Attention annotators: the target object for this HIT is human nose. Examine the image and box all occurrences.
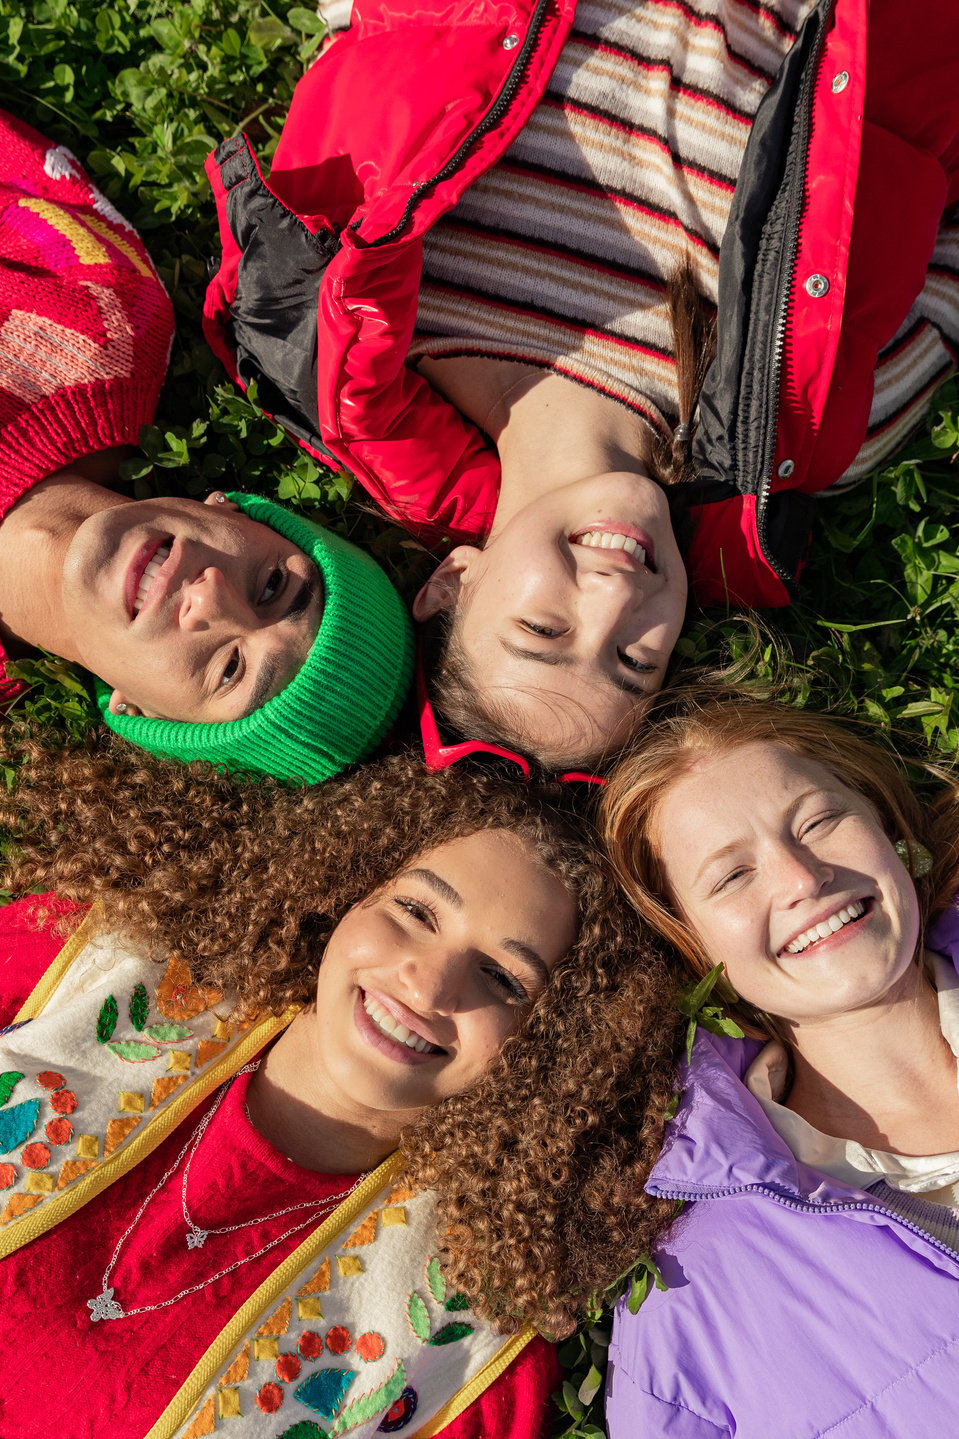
[773,842,834,903]
[178,567,247,631]
[395,944,463,1016]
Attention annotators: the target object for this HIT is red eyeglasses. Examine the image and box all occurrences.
[416,648,605,786]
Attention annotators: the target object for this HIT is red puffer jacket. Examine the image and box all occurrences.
[204,0,958,609]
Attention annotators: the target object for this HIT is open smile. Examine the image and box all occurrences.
[781,899,870,956]
[354,990,446,1066]
[570,524,656,572]
[127,537,174,620]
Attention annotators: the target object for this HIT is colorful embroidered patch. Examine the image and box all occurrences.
[56,1158,97,1188]
[381,1207,406,1227]
[405,1293,430,1343]
[216,1388,241,1419]
[45,1117,73,1145]
[0,1098,41,1153]
[0,1071,24,1105]
[276,1353,302,1383]
[255,1338,280,1362]
[343,1212,377,1248]
[298,1259,330,1295]
[149,1076,186,1108]
[297,1297,323,1321]
[35,1071,63,1092]
[106,1041,161,1063]
[105,1117,140,1155]
[332,1360,405,1436]
[445,1292,470,1312]
[336,1256,363,1278]
[376,1386,418,1433]
[221,1343,250,1386]
[0,1163,16,1189]
[356,1332,386,1364]
[118,1091,145,1113]
[129,982,149,1031]
[429,1322,473,1346]
[425,1256,445,1303]
[182,1396,216,1439]
[294,1367,354,1418]
[257,1383,284,1414]
[21,1142,49,1169]
[298,1331,324,1360]
[76,1134,99,1160]
[0,1191,42,1224]
[145,1023,192,1043]
[258,1297,293,1337]
[96,995,119,1044]
[324,1327,351,1356]
[277,1424,325,1439]
[155,955,223,1022]
[49,1089,77,1115]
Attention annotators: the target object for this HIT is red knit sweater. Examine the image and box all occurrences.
[0,897,559,1439]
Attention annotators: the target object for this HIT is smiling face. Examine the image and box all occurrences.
[61,494,322,722]
[653,742,921,1028]
[415,472,687,766]
[308,828,577,1120]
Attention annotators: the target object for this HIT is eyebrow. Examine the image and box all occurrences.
[405,868,462,908]
[500,938,550,985]
[497,638,649,698]
[239,575,320,718]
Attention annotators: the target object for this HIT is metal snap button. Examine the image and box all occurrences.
[503,32,519,48]
[805,273,830,298]
[831,70,849,93]
[777,459,796,479]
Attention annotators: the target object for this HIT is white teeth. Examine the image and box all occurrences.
[132,544,171,616]
[363,996,434,1053]
[784,901,866,955]
[574,532,646,564]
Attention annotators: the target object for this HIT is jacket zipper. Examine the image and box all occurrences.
[357,0,554,248]
[749,0,833,590]
[652,1181,959,1268]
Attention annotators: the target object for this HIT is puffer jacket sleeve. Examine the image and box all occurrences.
[605,1360,732,1439]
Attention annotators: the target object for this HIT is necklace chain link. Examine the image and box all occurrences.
[87,1062,366,1323]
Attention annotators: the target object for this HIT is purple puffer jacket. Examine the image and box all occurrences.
[606,904,959,1438]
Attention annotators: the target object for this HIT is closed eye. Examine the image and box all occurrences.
[520,620,564,638]
[617,649,656,674]
[483,966,529,1004]
[713,866,750,894]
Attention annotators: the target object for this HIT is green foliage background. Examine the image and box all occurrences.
[4,3,959,1433]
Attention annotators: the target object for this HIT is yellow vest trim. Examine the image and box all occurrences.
[412,1326,535,1436]
[145,1152,405,1439]
[0,912,298,1261]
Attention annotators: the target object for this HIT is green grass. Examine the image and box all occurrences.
[5,0,959,756]
[5,6,959,1435]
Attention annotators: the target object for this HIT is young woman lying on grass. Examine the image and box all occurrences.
[0,736,681,1439]
[205,0,959,770]
[601,695,959,1437]
[0,108,412,786]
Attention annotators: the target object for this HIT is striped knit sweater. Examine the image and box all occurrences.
[411,0,959,481]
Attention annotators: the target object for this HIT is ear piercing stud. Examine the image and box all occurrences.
[115,703,128,714]
[213,491,227,504]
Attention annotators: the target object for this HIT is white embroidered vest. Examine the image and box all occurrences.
[0,917,531,1438]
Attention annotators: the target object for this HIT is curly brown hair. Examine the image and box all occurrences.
[601,689,959,1035]
[0,728,684,1336]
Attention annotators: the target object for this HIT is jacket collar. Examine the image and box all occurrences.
[648,1028,881,1207]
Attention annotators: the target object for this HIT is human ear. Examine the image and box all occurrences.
[412,547,478,621]
[106,690,161,720]
[203,492,241,512]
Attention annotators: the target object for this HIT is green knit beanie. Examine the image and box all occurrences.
[95,493,413,783]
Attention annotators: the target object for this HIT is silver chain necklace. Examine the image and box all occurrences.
[87,1062,366,1323]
